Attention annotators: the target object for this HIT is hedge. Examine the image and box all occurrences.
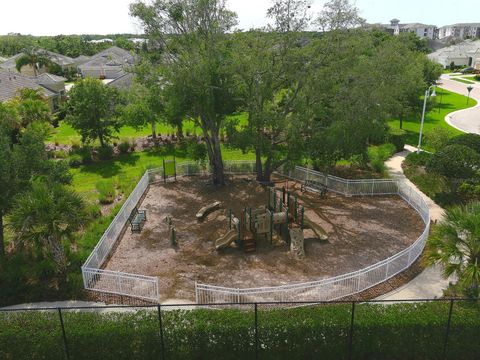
[0,301,479,360]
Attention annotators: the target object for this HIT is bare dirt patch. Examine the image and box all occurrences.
[104,175,425,301]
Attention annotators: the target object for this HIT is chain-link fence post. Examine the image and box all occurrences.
[157,305,165,360]
[443,299,455,360]
[58,308,70,360]
[347,302,356,360]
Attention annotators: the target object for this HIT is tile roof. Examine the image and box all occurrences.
[0,49,75,72]
[0,69,57,102]
[79,46,135,71]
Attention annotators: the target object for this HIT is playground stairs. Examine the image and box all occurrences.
[243,232,256,253]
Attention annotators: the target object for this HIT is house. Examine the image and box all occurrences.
[0,49,76,77]
[381,19,438,39]
[438,23,480,40]
[0,69,66,111]
[78,46,135,79]
[106,72,134,90]
[428,39,480,69]
[72,55,91,66]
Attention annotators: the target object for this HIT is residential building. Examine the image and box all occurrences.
[0,69,66,111]
[0,49,76,77]
[78,46,135,79]
[438,23,480,40]
[106,72,134,90]
[380,19,437,40]
[428,39,480,69]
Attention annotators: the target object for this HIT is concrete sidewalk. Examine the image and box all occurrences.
[376,145,452,301]
[439,75,480,134]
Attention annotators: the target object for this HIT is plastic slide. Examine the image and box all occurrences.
[303,218,328,240]
[215,229,238,250]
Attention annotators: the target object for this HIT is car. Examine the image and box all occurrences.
[460,67,475,74]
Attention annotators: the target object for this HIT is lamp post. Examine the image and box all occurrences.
[467,85,474,105]
[417,85,436,153]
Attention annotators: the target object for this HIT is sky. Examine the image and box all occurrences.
[0,0,479,36]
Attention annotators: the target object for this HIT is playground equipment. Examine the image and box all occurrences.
[164,216,177,246]
[196,201,221,220]
[303,217,328,241]
[215,229,238,250]
[289,228,305,259]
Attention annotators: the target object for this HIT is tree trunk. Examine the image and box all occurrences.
[151,120,157,139]
[0,210,4,257]
[255,148,263,182]
[211,133,225,185]
[399,115,403,130]
[176,122,184,139]
[46,235,68,286]
[98,134,105,148]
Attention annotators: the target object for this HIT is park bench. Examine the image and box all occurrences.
[301,179,328,197]
[128,206,147,233]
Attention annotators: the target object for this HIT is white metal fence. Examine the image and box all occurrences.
[82,161,430,304]
[195,166,431,304]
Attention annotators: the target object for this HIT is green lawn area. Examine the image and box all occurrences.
[71,145,255,201]
[463,75,480,82]
[451,77,476,85]
[48,113,249,145]
[387,88,477,147]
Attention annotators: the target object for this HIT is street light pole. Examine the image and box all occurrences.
[467,85,474,105]
[417,85,436,154]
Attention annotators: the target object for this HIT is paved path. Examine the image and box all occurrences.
[376,145,452,301]
[439,74,480,134]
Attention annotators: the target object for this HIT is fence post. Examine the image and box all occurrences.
[442,299,455,360]
[58,308,70,360]
[347,302,355,360]
[158,305,166,360]
[255,303,259,360]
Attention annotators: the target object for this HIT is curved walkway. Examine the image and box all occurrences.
[376,145,452,300]
[439,74,480,134]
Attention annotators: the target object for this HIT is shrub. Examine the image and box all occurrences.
[404,151,432,167]
[70,140,81,151]
[425,127,453,152]
[426,144,480,179]
[388,128,406,152]
[0,302,479,360]
[68,154,83,168]
[447,133,480,154]
[118,140,130,154]
[52,150,68,159]
[95,180,116,204]
[368,143,396,174]
[75,146,92,164]
[97,145,114,160]
[187,140,207,166]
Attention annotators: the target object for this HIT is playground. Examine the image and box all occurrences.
[103,173,425,301]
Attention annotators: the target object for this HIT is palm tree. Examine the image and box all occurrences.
[426,202,480,298]
[8,180,87,283]
[15,47,51,76]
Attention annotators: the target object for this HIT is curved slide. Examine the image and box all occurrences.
[303,218,328,240]
[215,229,237,250]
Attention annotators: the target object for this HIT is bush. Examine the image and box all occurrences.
[425,127,453,152]
[52,149,68,159]
[427,144,480,179]
[187,140,208,166]
[97,145,114,160]
[0,302,479,360]
[447,133,480,154]
[74,146,92,164]
[118,140,130,154]
[70,140,81,151]
[68,154,83,168]
[95,180,116,204]
[388,129,406,152]
[404,151,432,167]
[368,143,396,174]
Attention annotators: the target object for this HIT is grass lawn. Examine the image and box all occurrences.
[387,88,477,147]
[71,145,255,201]
[48,113,249,145]
[451,77,476,85]
[462,75,480,82]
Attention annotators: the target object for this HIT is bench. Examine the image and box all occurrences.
[301,179,328,197]
[128,206,147,233]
